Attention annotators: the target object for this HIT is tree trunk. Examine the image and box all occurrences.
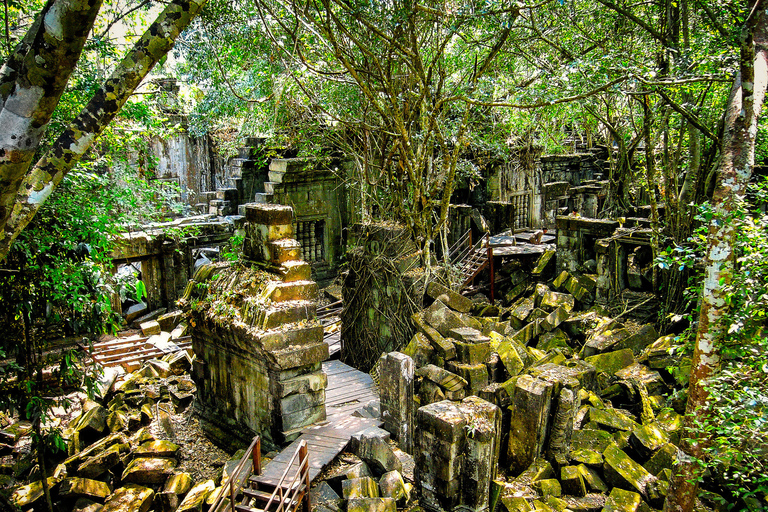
[0,0,208,261]
[663,4,768,511]
[0,0,103,237]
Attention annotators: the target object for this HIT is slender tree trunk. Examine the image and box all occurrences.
[663,4,768,511]
[0,0,208,261]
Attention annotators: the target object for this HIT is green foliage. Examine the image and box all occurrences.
[665,179,768,507]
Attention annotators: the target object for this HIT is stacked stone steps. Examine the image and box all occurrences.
[241,204,329,442]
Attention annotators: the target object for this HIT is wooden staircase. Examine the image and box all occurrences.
[209,437,311,512]
[449,230,492,289]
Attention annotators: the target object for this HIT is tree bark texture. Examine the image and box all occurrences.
[0,0,103,240]
[0,0,208,261]
[663,3,768,511]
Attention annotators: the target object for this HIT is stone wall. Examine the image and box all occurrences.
[555,216,619,273]
[148,115,216,207]
[185,204,328,450]
[110,218,236,312]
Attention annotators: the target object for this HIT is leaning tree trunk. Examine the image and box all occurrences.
[663,4,768,511]
[0,0,103,239]
[0,0,208,261]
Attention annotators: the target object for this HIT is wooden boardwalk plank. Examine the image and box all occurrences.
[253,361,380,490]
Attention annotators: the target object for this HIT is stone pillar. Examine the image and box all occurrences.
[416,398,499,512]
[379,352,414,454]
[507,375,554,475]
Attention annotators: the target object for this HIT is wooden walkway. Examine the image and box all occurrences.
[252,360,380,488]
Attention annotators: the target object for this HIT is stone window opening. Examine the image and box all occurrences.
[296,219,326,262]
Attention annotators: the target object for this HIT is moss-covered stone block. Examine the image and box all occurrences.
[427,281,473,313]
[343,476,380,499]
[454,340,492,365]
[540,291,575,313]
[602,443,657,498]
[602,487,643,512]
[584,407,638,432]
[508,376,553,474]
[534,478,562,498]
[584,349,634,375]
[101,485,155,512]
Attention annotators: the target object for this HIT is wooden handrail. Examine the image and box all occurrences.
[263,440,310,512]
[209,436,261,512]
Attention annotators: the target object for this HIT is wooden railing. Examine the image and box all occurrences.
[263,440,310,512]
[209,436,261,512]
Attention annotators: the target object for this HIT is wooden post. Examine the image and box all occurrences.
[487,234,494,304]
[252,436,261,476]
[300,441,310,512]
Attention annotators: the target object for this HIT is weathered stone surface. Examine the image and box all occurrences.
[546,388,575,461]
[537,329,570,352]
[584,407,638,432]
[122,457,177,485]
[140,320,162,336]
[346,497,397,512]
[72,497,104,512]
[449,327,490,343]
[628,423,669,461]
[413,312,456,360]
[582,328,630,357]
[617,324,658,355]
[59,477,112,501]
[570,449,603,467]
[166,351,192,374]
[427,281,473,313]
[343,476,380,499]
[584,349,634,375]
[76,405,107,437]
[602,487,643,512]
[164,472,194,494]
[571,429,614,453]
[10,477,59,508]
[560,466,587,497]
[423,299,469,337]
[603,443,656,498]
[447,361,489,395]
[78,443,127,478]
[101,485,155,512]
[510,296,535,322]
[402,333,434,368]
[148,359,172,378]
[577,464,608,493]
[497,340,527,377]
[379,470,408,504]
[529,362,596,392]
[643,443,678,476]
[508,375,553,474]
[540,291,575,313]
[134,440,180,458]
[416,364,467,392]
[615,364,666,396]
[311,481,342,504]
[356,433,402,476]
[538,307,569,333]
[176,479,216,512]
[534,478,562,498]
[454,340,491,365]
[531,250,556,276]
[379,352,414,454]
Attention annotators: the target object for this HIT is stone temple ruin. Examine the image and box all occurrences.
[182,204,328,450]
[5,138,698,512]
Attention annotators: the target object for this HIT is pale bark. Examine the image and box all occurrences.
[0,0,103,234]
[0,0,208,261]
[663,3,768,511]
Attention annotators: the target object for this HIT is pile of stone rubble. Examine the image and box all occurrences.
[397,257,688,512]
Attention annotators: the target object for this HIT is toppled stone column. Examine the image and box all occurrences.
[416,398,500,512]
[379,352,414,454]
[185,204,328,450]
